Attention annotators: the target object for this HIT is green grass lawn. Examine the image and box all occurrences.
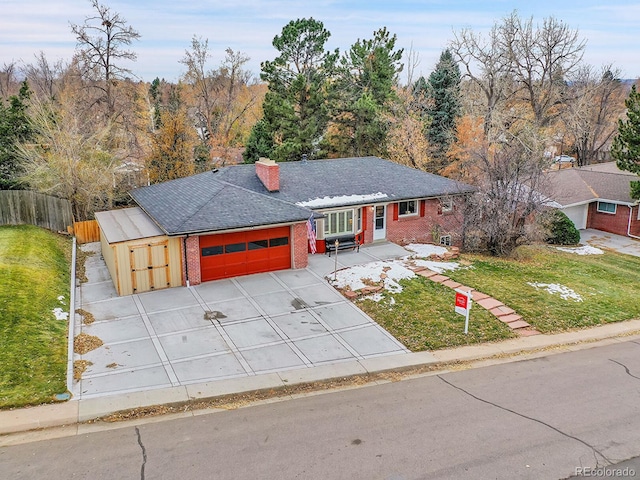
[357,244,640,351]
[0,225,71,408]
[448,245,640,333]
[358,277,516,351]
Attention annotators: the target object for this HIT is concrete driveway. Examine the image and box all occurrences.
[73,243,409,399]
[580,229,640,257]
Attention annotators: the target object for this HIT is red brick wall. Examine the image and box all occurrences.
[632,206,640,237]
[587,202,635,237]
[386,198,464,246]
[292,223,309,268]
[182,236,201,286]
[255,158,280,192]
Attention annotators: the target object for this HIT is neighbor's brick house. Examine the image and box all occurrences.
[545,162,640,237]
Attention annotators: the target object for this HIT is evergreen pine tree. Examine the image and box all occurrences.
[426,49,462,170]
[611,84,640,199]
[0,81,33,189]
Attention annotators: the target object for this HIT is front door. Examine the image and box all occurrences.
[373,205,386,241]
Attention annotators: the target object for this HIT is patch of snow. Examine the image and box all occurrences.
[53,308,69,320]
[405,243,448,257]
[556,245,604,255]
[296,192,388,208]
[330,259,416,294]
[412,259,460,274]
[365,292,384,302]
[527,282,583,302]
[57,295,65,302]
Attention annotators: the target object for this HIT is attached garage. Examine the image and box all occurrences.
[561,204,588,230]
[199,226,291,281]
[96,207,183,296]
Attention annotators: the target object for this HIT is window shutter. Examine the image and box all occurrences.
[393,203,399,221]
[420,200,426,217]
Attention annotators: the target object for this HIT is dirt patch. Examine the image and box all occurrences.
[74,333,103,354]
[106,363,119,369]
[73,360,93,381]
[75,308,95,325]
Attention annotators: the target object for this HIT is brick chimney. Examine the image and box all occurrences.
[256,157,280,192]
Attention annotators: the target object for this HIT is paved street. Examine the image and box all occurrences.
[3,339,640,479]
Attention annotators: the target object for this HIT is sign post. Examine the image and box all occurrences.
[333,239,339,281]
[454,289,473,334]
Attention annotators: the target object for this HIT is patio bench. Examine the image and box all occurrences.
[325,235,360,257]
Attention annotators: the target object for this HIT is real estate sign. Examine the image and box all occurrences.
[454,289,473,334]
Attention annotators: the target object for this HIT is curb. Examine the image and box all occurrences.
[2,320,640,438]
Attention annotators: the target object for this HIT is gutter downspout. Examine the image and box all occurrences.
[183,235,191,287]
[627,206,640,240]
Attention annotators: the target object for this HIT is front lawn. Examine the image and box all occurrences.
[448,245,640,333]
[358,277,515,351]
[0,225,71,408]
[353,244,640,352]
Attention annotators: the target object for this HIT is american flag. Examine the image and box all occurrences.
[307,216,317,254]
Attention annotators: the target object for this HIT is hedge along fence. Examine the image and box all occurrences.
[0,190,73,233]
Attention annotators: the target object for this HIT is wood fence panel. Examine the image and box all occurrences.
[0,190,73,232]
[73,220,100,244]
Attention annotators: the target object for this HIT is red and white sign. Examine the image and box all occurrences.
[454,289,473,334]
[455,292,469,316]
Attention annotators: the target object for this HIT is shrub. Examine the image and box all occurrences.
[540,209,580,245]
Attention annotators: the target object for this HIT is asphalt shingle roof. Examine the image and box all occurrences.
[216,156,475,207]
[131,156,476,235]
[544,164,639,207]
[130,172,314,235]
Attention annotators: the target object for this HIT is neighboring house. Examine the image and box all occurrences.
[544,162,640,237]
[96,156,474,295]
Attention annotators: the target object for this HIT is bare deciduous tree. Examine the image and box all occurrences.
[563,65,626,165]
[463,131,549,256]
[22,52,67,100]
[70,0,140,118]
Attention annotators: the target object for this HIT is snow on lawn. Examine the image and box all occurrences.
[53,308,69,320]
[556,245,604,255]
[405,243,448,257]
[412,259,460,274]
[330,259,416,294]
[527,282,583,302]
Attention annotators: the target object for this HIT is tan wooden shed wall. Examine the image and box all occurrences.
[99,228,183,296]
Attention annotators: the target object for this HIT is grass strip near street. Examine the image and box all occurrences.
[447,245,640,333]
[357,276,516,351]
[0,225,71,408]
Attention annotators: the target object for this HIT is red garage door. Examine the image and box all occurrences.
[200,226,291,282]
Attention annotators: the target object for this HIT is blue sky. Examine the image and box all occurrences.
[3,0,639,83]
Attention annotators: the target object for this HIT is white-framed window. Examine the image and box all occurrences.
[439,235,452,246]
[399,200,418,216]
[356,207,362,231]
[596,201,617,214]
[440,197,453,214]
[324,209,355,236]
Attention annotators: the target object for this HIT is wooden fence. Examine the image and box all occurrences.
[0,190,73,233]
[73,220,100,244]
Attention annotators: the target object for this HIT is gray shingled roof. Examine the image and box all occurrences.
[131,156,476,235]
[130,172,314,235]
[544,163,639,207]
[216,156,475,207]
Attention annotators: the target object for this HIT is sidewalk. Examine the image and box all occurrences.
[2,319,640,440]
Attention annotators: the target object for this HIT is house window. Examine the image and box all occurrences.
[440,198,453,214]
[596,202,617,214]
[399,200,417,216]
[356,207,362,231]
[439,235,452,247]
[324,209,354,236]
